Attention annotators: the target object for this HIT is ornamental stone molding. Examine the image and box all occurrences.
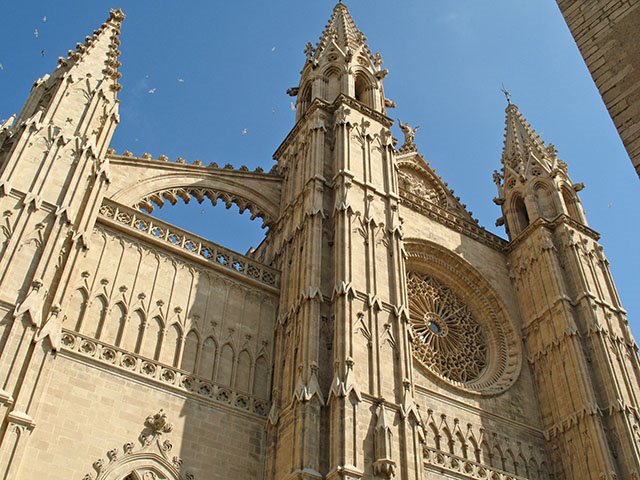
[83,410,194,480]
[404,239,522,396]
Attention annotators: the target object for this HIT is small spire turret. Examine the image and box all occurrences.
[291,3,392,119]
[495,103,587,239]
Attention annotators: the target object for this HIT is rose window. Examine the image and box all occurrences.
[407,272,488,384]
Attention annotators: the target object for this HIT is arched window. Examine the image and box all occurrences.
[235,350,252,393]
[354,73,372,107]
[102,302,126,346]
[181,330,200,372]
[562,186,582,222]
[298,83,312,118]
[83,295,108,339]
[141,316,163,360]
[199,336,217,380]
[534,183,556,219]
[66,288,88,332]
[253,355,270,399]
[160,324,181,367]
[513,195,529,233]
[217,344,235,386]
[325,67,341,103]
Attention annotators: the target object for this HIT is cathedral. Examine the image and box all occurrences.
[0,4,639,480]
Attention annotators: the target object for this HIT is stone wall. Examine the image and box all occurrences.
[20,354,266,479]
[557,0,640,175]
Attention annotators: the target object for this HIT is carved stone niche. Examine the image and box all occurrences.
[83,410,194,480]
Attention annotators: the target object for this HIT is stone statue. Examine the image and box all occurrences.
[398,119,419,151]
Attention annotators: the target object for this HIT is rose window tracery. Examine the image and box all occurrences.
[408,273,488,384]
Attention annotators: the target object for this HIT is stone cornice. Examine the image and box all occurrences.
[107,153,282,181]
[59,329,269,420]
[273,94,393,160]
[507,214,600,252]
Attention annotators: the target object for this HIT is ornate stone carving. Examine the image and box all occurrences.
[82,411,195,480]
[405,240,522,396]
[408,273,487,384]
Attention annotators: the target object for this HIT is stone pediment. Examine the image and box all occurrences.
[396,151,475,222]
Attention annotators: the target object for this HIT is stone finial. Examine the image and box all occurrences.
[145,409,173,434]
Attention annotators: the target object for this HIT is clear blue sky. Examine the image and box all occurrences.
[1,2,638,335]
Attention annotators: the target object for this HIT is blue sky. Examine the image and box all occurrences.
[1,1,638,335]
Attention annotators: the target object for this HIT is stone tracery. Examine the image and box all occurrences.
[407,273,487,383]
[405,239,522,396]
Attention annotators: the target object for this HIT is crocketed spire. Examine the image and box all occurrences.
[314,3,369,59]
[502,103,555,175]
[55,8,126,92]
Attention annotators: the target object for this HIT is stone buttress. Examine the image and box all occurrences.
[264,4,424,479]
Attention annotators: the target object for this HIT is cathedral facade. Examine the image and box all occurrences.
[0,4,639,480]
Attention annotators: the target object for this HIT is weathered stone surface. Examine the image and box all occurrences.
[0,3,637,480]
[557,0,640,176]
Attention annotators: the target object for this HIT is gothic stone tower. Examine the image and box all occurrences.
[495,103,640,479]
[0,4,639,480]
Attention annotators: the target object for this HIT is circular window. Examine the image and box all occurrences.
[408,273,488,384]
[406,262,521,396]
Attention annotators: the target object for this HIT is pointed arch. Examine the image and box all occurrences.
[493,442,506,471]
[198,336,217,380]
[217,343,235,387]
[141,316,163,360]
[512,194,529,234]
[427,422,441,450]
[253,355,270,399]
[528,457,540,480]
[441,426,454,455]
[518,452,529,477]
[298,82,313,118]
[480,439,493,466]
[235,349,252,393]
[454,430,467,459]
[82,295,108,339]
[561,185,583,222]
[504,448,517,474]
[123,309,145,353]
[533,181,557,219]
[467,435,480,462]
[102,301,126,346]
[324,65,343,103]
[66,288,88,331]
[180,330,200,372]
[160,323,181,367]
[354,71,374,107]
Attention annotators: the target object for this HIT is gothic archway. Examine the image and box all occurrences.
[106,154,282,228]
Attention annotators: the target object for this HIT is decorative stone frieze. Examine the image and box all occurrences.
[60,329,269,418]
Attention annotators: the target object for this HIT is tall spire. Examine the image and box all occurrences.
[292,3,391,118]
[502,103,557,177]
[314,2,370,59]
[494,103,587,238]
[55,8,125,92]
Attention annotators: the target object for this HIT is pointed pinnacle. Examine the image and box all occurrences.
[316,2,366,57]
[55,9,126,92]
